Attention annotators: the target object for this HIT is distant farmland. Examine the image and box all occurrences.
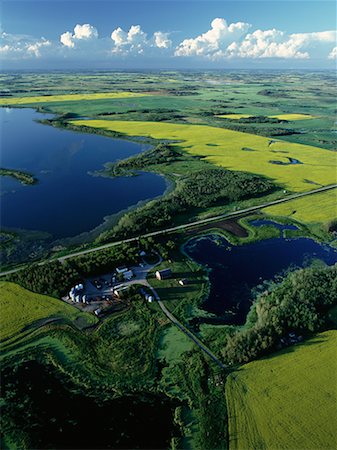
[0,92,146,105]
[71,120,336,192]
[226,330,337,450]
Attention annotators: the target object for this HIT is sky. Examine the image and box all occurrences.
[1,0,336,69]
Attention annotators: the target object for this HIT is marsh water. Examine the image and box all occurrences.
[1,361,178,449]
[0,108,166,239]
[185,232,337,326]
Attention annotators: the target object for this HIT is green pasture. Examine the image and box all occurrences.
[71,119,337,192]
[226,330,337,450]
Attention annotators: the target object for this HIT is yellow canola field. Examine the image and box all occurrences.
[226,330,337,450]
[0,92,146,105]
[0,282,95,341]
[264,188,337,223]
[71,119,337,192]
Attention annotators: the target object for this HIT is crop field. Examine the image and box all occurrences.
[71,119,337,192]
[270,113,315,120]
[0,92,146,105]
[263,188,337,224]
[0,281,96,341]
[226,330,337,450]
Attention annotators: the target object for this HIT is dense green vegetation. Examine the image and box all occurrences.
[223,263,337,365]
[0,168,37,185]
[100,143,183,177]
[99,164,275,242]
[5,261,81,298]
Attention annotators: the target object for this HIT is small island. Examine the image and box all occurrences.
[0,167,38,185]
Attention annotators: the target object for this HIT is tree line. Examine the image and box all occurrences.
[100,166,275,242]
[222,263,337,365]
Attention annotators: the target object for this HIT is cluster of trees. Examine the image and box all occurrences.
[223,264,337,365]
[228,116,285,124]
[70,243,140,277]
[6,261,80,298]
[257,89,293,98]
[101,168,274,241]
[174,168,274,208]
[218,122,299,137]
[5,237,175,296]
[103,144,182,177]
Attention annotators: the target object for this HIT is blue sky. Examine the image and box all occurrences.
[1,1,336,69]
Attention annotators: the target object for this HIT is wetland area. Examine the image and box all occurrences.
[185,229,337,325]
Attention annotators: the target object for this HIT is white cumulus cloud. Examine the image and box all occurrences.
[60,23,98,48]
[328,46,337,59]
[111,24,172,54]
[154,31,172,49]
[0,32,51,59]
[175,18,251,58]
[227,29,337,59]
[226,28,310,59]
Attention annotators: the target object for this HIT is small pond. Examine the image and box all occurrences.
[249,219,299,231]
[184,234,337,326]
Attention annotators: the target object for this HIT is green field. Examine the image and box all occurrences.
[263,188,337,224]
[158,325,195,365]
[0,92,146,105]
[0,281,96,341]
[226,330,337,450]
[71,119,336,192]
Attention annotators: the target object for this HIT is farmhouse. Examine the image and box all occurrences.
[123,270,133,281]
[155,268,172,280]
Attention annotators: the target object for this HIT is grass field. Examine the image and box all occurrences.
[0,281,96,341]
[226,330,337,450]
[263,188,337,224]
[71,119,337,192]
[0,92,146,105]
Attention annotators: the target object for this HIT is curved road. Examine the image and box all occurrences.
[151,288,227,369]
[1,184,336,277]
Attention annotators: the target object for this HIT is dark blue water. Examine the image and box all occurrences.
[184,235,337,325]
[250,219,298,231]
[0,108,167,238]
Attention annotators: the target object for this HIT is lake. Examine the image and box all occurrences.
[184,233,337,326]
[0,108,167,239]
